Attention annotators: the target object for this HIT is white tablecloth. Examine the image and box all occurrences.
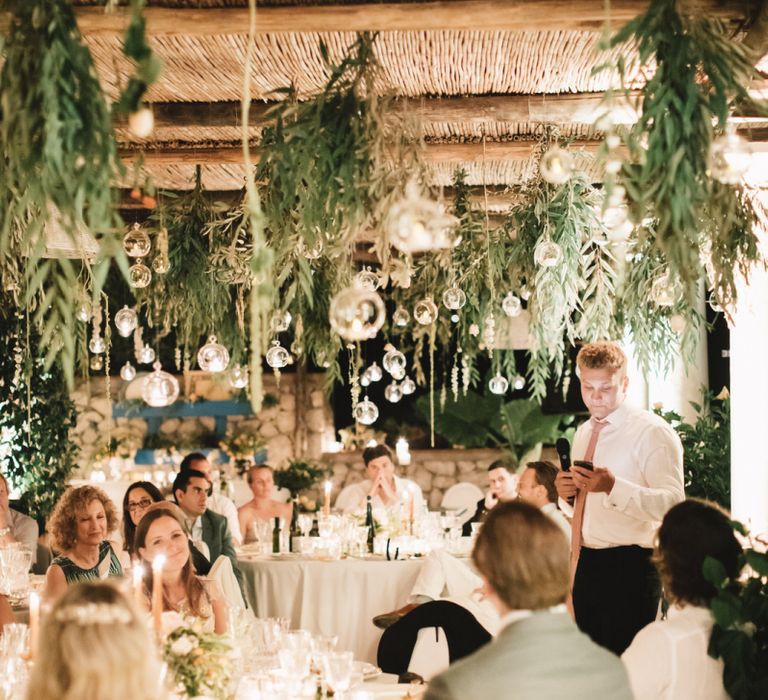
[238,556,424,663]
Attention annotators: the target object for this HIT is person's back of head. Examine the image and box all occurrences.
[655,498,742,607]
[524,461,560,504]
[179,452,208,473]
[26,582,163,700]
[472,500,569,611]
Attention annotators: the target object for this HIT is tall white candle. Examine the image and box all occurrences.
[323,480,332,516]
[132,563,145,611]
[28,592,40,659]
[151,554,166,638]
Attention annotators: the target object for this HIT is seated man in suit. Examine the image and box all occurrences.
[462,459,517,535]
[172,469,244,596]
[424,501,632,700]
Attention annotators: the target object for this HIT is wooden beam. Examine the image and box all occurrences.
[1,1,748,37]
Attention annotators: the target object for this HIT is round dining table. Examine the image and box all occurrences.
[238,554,425,663]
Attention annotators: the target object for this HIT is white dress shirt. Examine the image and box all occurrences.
[7,509,38,566]
[622,605,728,700]
[187,515,210,560]
[208,491,242,546]
[334,475,424,514]
[559,401,684,548]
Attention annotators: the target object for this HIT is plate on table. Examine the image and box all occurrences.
[355,660,382,680]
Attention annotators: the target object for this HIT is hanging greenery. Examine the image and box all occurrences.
[0,314,78,518]
[605,0,765,308]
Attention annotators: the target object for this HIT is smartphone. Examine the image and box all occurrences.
[573,460,594,471]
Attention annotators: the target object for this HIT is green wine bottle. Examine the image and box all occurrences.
[272,515,281,554]
[289,497,301,552]
[365,495,375,553]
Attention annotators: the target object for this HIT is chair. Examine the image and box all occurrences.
[207,555,246,610]
[440,482,484,525]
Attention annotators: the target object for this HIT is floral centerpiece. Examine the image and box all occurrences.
[273,459,328,498]
[163,616,233,700]
[219,428,266,473]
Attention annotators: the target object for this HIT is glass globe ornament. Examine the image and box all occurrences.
[123,222,152,258]
[602,205,634,241]
[401,376,416,395]
[114,306,138,338]
[266,341,290,369]
[120,361,137,382]
[709,127,752,185]
[392,307,410,328]
[367,362,383,382]
[501,292,522,318]
[513,375,526,391]
[353,397,379,426]
[354,267,380,292]
[384,383,403,403]
[488,373,509,395]
[414,297,439,325]
[75,303,91,323]
[152,255,170,274]
[88,335,106,354]
[386,180,461,253]
[539,146,574,185]
[650,274,679,308]
[329,283,386,341]
[89,354,104,371]
[136,345,155,365]
[229,365,249,389]
[197,335,230,373]
[129,260,152,288]
[534,239,563,268]
[269,310,292,334]
[708,292,723,314]
[382,348,407,376]
[360,373,371,387]
[442,285,467,311]
[141,361,180,408]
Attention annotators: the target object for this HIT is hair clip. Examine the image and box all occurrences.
[54,602,132,626]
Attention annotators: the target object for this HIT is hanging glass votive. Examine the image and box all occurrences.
[442,285,467,311]
[266,341,290,369]
[650,274,679,308]
[120,361,137,381]
[329,283,386,341]
[384,383,403,403]
[142,361,180,408]
[129,259,152,288]
[367,362,383,382]
[197,335,230,373]
[269,310,292,334]
[136,345,156,365]
[708,292,723,314]
[298,235,324,261]
[488,373,509,395]
[354,267,381,292]
[534,239,563,268]
[88,335,106,354]
[392,307,410,328]
[709,126,752,185]
[360,373,371,387]
[414,298,439,325]
[229,365,249,389]
[89,354,104,372]
[114,306,138,338]
[382,347,407,376]
[513,375,526,391]
[539,146,574,185]
[152,255,170,274]
[400,377,416,395]
[75,303,91,323]
[353,397,379,426]
[501,292,522,317]
[123,222,152,258]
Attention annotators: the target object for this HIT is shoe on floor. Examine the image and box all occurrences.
[372,603,420,629]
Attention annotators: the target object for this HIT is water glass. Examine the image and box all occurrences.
[322,650,354,696]
[297,514,313,537]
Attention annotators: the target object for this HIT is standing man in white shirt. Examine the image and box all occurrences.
[0,472,38,567]
[334,444,423,514]
[180,452,242,546]
[555,341,684,655]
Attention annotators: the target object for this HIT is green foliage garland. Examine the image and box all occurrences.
[0,314,78,519]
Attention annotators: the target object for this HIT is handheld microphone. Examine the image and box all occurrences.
[555,437,571,472]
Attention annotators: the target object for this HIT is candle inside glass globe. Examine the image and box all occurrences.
[367,362,383,382]
[650,274,678,308]
[89,336,106,354]
[384,383,403,403]
[89,355,104,372]
[501,292,522,317]
[400,377,416,395]
[488,373,509,395]
[137,345,156,365]
[513,375,526,391]
[382,348,407,376]
[142,362,180,408]
[539,146,574,185]
[123,222,152,258]
[392,307,410,327]
[709,128,752,185]
[269,310,292,333]
[229,365,249,389]
[197,335,230,373]
[120,361,137,382]
[442,285,467,311]
[354,268,380,292]
[76,303,91,323]
[266,341,290,369]
[115,306,138,338]
[353,398,379,426]
[414,298,439,325]
[329,284,386,341]
[152,256,170,274]
[534,239,563,268]
[129,260,152,289]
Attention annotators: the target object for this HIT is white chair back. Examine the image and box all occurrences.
[207,555,246,610]
[440,482,484,524]
[407,626,450,680]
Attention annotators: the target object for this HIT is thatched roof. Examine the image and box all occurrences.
[64,0,767,190]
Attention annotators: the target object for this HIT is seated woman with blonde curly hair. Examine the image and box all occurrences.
[25,581,165,700]
[134,504,228,634]
[44,485,123,602]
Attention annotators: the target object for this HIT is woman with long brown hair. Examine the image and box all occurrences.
[134,504,227,634]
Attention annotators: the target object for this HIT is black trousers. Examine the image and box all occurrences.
[573,545,660,656]
[377,600,491,674]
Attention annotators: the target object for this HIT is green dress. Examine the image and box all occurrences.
[51,541,123,583]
